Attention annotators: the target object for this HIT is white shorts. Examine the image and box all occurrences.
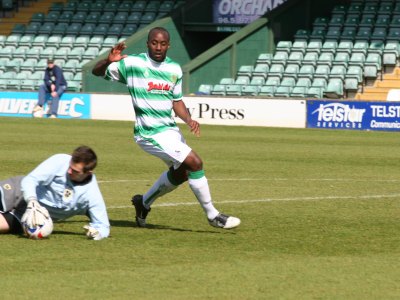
[135,129,192,169]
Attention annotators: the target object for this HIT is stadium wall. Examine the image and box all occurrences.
[1,92,399,132]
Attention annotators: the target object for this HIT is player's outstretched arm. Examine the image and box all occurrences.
[92,42,128,76]
[173,100,200,137]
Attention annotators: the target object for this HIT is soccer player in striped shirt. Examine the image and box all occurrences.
[92,27,240,229]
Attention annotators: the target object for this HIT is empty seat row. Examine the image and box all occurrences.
[49,0,179,14]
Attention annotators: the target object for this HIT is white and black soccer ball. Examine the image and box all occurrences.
[22,217,54,240]
[32,109,43,118]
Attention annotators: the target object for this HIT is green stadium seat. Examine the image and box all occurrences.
[80,24,95,36]
[44,11,60,23]
[145,0,161,12]
[329,65,346,81]
[86,12,102,24]
[234,76,250,86]
[113,12,129,24]
[13,47,27,59]
[349,52,366,68]
[317,52,334,68]
[93,24,109,36]
[371,28,387,42]
[46,35,62,48]
[83,47,99,60]
[344,15,360,28]
[325,28,341,41]
[31,12,45,23]
[324,78,344,98]
[140,12,156,24]
[252,64,269,79]
[197,84,213,95]
[290,86,307,97]
[341,27,356,41]
[283,64,299,80]
[88,36,104,50]
[54,47,71,60]
[307,41,322,55]
[11,24,25,35]
[68,48,85,61]
[329,16,344,30]
[276,41,292,54]
[76,1,91,12]
[352,41,369,55]
[368,41,384,56]
[314,65,330,81]
[265,77,280,86]
[364,53,382,78]
[6,58,23,72]
[0,46,15,59]
[331,4,347,17]
[345,66,363,91]
[280,77,296,88]
[256,53,272,66]
[294,29,309,41]
[60,36,76,49]
[20,58,37,72]
[241,85,260,96]
[298,65,315,80]
[296,78,312,88]
[271,52,288,67]
[211,84,226,96]
[268,64,285,80]
[5,34,20,47]
[383,41,400,66]
[74,36,90,49]
[58,11,74,24]
[355,27,372,42]
[274,86,292,97]
[26,47,41,60]
[40,47,57,60]
[374,14,390,29]
[118,1,133,13]
[291,40,307,55]
[24,23,40,35]
[103,1,119,13]
[90,1,106,12]
[32,35,48,48]
[287,52,303,67]
[237,65,254,78]
[347,3,362,15]
[386,28,400,42]
[63,1,78,12]
[309,29,325,42]
[0,35,7,47]
[378,2,393,15]
[67,81,81,92]
[249,77,265,86]
[34,59,47,72]
[49,2,64,12]
[132,1,146,12]
[52,23,68,35]
[332,52,350,68]
[225,84,242,96]
[159,0,175,13]
[321,41,337,55]
[359,15,375,29]
[258,85,276,97]
[126,12,142,25]
[98,11,115,25]
[336,40,353,55]
[302,52,318,67]
[313,17,329,30]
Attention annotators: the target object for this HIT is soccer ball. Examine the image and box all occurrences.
[32,109,43,118]
[22,217,54,240]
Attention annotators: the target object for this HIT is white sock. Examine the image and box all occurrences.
[188,171,219,220]
[143,171,177,208]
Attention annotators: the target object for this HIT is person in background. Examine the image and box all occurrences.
[92,27,240,230]
[0,145,110,240]
[33,58,67,119]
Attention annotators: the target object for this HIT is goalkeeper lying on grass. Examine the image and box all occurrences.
[0,145,110,240]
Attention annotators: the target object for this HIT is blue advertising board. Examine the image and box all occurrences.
[307,100,400,131]
[0,92,91,119]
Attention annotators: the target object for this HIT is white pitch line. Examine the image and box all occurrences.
[98,178,400,183]
[107,193,400,209]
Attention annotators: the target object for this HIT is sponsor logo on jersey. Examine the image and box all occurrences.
[147,81,171,94]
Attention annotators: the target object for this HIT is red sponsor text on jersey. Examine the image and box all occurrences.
[147,82,171,92]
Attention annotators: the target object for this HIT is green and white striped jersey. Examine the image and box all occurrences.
[105,52,183,138]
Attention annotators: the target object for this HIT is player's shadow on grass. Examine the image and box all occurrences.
[110,219,236,234]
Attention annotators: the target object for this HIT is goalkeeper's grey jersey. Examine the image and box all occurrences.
[105,52,183,138]
[21,154,110,238]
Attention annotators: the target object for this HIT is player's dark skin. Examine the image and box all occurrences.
[92,29,203,185]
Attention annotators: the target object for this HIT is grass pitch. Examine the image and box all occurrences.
[1,117,400,299]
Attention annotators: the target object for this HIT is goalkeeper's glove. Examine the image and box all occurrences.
[83,225,103,240]
[21,198,50,228]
